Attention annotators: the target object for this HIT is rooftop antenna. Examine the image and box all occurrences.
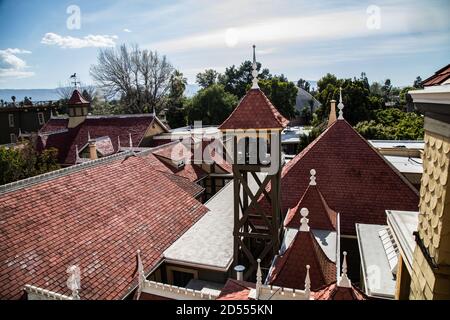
[338,87,344,120]
[66,265,81,300]
[251,45,259,89]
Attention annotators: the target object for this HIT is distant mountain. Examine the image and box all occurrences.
[0,84,201,103]
[0,89,61,102]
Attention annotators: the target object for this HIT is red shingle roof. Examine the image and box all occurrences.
[151,142,208,182]
[421,64,450,87]
[218,89,289,130]
[216,279,255,300]
[267,231,336,291]
[313,282,368,300]
[284,183,337,231]
[40,115,156,165]
[0,153,209,300]
[279,120,419,235]
[68,89,90,105]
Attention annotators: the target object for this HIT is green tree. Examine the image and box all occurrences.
[166,70,188,128]
[314,74,377,125]
[0,141,60,185]
[259,77,298,119]
[413,76,423,89]
[355,108,424,140]
[196,69,220,89]
[297,78,311,92]
[186,84,238,125]
[219,60,271,98]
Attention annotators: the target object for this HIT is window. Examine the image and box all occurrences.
[8,114,14,127]
[37,112,45,125]
[166,266,198,287]
[10,133,17,143]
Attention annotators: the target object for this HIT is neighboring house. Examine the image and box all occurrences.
[0,102,57,145]
[421,63,450,87]
[0,149,208,300]
[38,89,169,166]
[369,140,424,190]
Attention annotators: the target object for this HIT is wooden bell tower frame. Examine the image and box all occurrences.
[231,130,284,280]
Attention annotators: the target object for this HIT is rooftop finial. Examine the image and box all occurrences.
[256,258,262,299]
[300,207,310,232]
[117,136,121,152]
[129,133,133,150]
[338,87,344,120]
[135,249,145,300]
[66,265,81,300]
[304,265,311,297]
[309,169,317,186]
[338,251,351,288]
[251,45,259,89]
[87,131,91,142]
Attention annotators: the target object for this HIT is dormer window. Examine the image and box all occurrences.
[8,114,14,127]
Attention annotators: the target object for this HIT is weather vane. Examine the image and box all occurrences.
[70,73,79,88]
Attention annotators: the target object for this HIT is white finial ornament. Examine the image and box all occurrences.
[300,207,310,232]
[66,265,81,300]
[256,258,262,299]
[338,251,351,288]
[309,169,317,186]
[251,45,259,89]
[117,136,121,152]
[87,131,91,141]
[338,87,344,120]
[129,133,133,149]
[135,249,145,300]
[304,265,311,297]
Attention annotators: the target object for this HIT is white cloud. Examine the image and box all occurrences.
[41,32,118,49]
[123,28,132,33]
[0,48,34,79]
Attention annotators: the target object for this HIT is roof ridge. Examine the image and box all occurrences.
[0,150,134,195]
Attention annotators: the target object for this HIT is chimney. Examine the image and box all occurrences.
[88,140,97,160]
[234,265,245,281]
[327,100,337,127]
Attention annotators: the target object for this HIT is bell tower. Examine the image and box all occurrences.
[218,46,289,280]
[67,89,90,128]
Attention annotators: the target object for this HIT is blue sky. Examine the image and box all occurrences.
[0,0,449,89]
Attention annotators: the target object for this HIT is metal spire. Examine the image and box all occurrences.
[338,87,344,120]
[251,45,259,89]
[299,207,310,232]
[309,169,317,186]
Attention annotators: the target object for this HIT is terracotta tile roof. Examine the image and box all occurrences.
[0,152,209,300]
[267,231,336,291]
[313,282,368,300]
[152,142,209,182]
[421,64,450,87]
[40,115,155,165]
[160,172,205,198]
[218,89,289,130]
[68,89,89,105]
[284,184,337,231]
[216,279,255,300]
[278,120,419,235]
